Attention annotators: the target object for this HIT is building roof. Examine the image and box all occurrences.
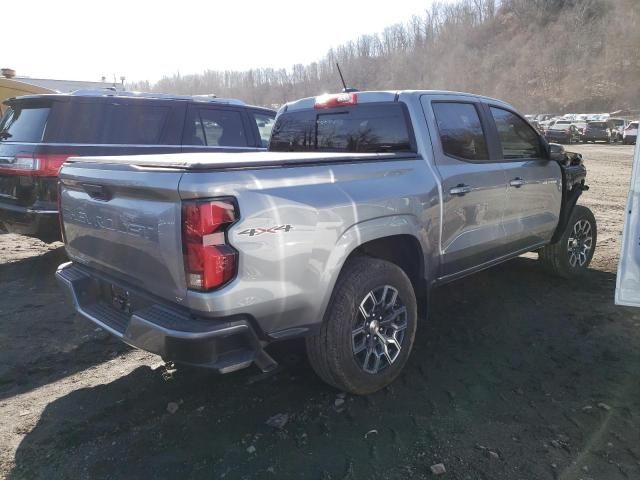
[10,77,124,93]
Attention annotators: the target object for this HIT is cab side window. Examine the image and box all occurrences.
[432,102,489,161]
[490,107,542,159]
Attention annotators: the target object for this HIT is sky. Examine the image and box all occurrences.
[4,0,450,84]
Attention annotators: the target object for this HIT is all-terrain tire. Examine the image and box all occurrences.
[539,205,597,278]
[306,256,418,395]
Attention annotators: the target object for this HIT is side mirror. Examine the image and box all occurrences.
[548,142,566,162]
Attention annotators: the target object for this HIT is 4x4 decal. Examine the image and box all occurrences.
[238,225,293,237]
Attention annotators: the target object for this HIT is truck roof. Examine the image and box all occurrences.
[281,90,513,112]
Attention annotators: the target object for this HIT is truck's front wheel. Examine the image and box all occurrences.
[539,205,597,278]
[306,257,417,395]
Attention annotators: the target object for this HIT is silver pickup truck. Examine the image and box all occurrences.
[56,90,596,394]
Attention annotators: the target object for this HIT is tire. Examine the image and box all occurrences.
[306,256,418,395]
[539,205,597,278]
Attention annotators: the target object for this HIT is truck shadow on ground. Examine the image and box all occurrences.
[0,246,129,401]
[9,258,640,480]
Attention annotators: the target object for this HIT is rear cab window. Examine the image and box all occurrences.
[270,103,415,153]
[0,103,51,143]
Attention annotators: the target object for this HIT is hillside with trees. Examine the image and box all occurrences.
[130,0,640,113]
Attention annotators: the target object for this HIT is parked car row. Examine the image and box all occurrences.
[525,112,638,145]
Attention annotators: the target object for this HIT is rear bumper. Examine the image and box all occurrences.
[0,203,60,241]
[56,261,276,374]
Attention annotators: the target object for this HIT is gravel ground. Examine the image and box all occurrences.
[1,144,639,480]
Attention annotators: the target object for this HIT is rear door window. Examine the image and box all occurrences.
[185,108,248,147]
[489,107,543,159]
[432,102,489,161]
[270,103,415,153]
[0,105,50,142]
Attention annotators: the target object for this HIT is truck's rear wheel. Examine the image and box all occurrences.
[306,256,417,395]
[539,205,597,278]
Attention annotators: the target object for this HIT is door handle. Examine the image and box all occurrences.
[509,178,526,188]
[449,184,472,196]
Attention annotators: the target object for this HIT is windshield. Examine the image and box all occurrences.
[270,103,415,153]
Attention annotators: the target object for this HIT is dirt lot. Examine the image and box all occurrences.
[1,144,639,480]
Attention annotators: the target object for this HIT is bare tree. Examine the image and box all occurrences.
[128,0,640,113]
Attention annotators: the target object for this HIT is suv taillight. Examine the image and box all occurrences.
[57,180,66,243]
[182,198,238,291]
[0,153,72,176]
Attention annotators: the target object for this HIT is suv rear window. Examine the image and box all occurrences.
[588,122,607,128]
[0,105,50,142]
[269,103,414,153]
[44,101,170,144]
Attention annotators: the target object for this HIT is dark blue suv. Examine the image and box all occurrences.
[0,90,275,241]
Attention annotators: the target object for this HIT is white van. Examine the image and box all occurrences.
[616,142,640,305]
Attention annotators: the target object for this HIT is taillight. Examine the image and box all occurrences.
[314,92,358,109]
[182,198,238,291]
[0,153,72,176]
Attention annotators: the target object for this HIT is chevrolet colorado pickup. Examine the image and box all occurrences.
[56,90,596,394]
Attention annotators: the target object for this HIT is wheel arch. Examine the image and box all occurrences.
[316,215,430,326]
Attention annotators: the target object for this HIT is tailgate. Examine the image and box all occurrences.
[60,161,186,302]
